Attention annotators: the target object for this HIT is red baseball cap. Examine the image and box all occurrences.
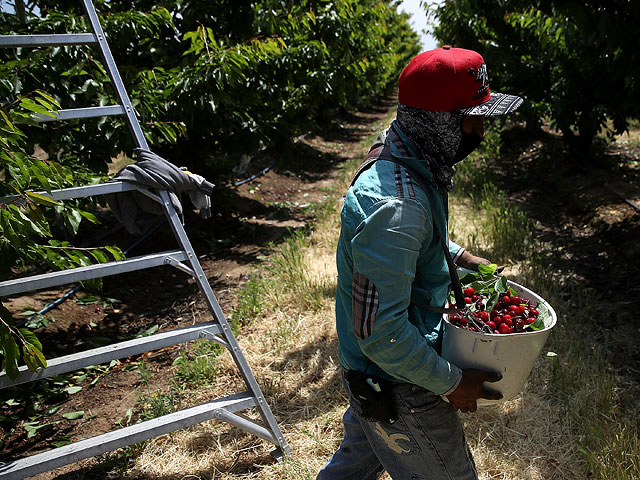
[398,46,523,116]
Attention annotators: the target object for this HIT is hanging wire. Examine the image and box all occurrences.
[233,164,274,187]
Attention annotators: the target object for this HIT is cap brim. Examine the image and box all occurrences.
[459,92,523,117]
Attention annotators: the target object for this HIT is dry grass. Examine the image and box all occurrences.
[130,212,345,480]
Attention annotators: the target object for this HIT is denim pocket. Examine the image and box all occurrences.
[397,384,443,413]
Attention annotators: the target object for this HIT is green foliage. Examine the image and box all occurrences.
[0,92,125,378]
[428,0,640,157]
[172,338,223,385]
[138,387,182,421]
[1,91,124,274]
[1,1,420,175]
[229,270,264,327]
[0,2,419,378]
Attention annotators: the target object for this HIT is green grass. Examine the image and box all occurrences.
[266,229,333,311]
[229,269,265,327]
[139,389,181,421]
[451,127,640,480]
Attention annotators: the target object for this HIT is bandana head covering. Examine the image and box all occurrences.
[396,103,465,192]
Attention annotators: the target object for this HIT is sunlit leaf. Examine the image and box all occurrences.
[62,411,85,420]
[25,191,60,207]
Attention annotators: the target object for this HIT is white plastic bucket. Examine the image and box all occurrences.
[441,280,557,406]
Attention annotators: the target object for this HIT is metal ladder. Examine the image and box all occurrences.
[0,2,291,478]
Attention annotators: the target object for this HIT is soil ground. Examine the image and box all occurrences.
[1,96,639,478]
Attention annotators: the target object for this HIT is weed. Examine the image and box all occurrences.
[230,270,264,328]
[480,184,533,262]
[17,308,56,329]
[303,197,338,225]
[139,389,180,421]
[173,339,223,386]
[136,360,153,386]
[580,424,640,479]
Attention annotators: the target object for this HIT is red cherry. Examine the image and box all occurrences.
[485,320,496,330]
[525,317,536,324]
[490,309,498,318]
[464,287,475,297]
[498,323,510,334]
[479,311,489,321]
[464,297,473,304]
[502,315,513,326]
[494,315,503,324]
[472,295,479,302]
[510,296,521,305]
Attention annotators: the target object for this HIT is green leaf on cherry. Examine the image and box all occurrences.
[477,263,498,277]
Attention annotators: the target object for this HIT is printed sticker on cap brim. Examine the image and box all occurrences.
[462,92,523,116]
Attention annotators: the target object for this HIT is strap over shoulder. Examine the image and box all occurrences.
[349,128,466,313]
[350,127,388,187]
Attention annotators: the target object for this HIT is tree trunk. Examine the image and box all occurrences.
[15,0,27,24]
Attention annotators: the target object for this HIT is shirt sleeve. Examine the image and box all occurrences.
[449,239,465,264]
[350,198,461,395]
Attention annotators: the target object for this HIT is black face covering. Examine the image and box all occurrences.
[452,132,483,164]
[396,103,484,192]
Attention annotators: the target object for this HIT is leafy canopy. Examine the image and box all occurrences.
[0,1,420,377]
[427,0,640,156]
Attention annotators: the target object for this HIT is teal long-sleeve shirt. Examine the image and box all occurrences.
[335,121,463,395]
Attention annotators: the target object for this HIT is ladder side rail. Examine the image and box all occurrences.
[0,321,222,389]
[81,0,149,150]
[158,190,292,456]
[0,33,97,47]
[0,392,259,480]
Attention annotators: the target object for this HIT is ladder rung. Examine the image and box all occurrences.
[0,33,97,48]
[0,250,189,297]
[0,392,258,480]
[0,321,222,388]
[0,181,139,204]
[35,105,126,122]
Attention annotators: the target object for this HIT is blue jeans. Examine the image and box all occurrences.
[316,374,477,480]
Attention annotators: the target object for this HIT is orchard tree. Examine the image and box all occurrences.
[427,0,640,158]
[1,0,420,176]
